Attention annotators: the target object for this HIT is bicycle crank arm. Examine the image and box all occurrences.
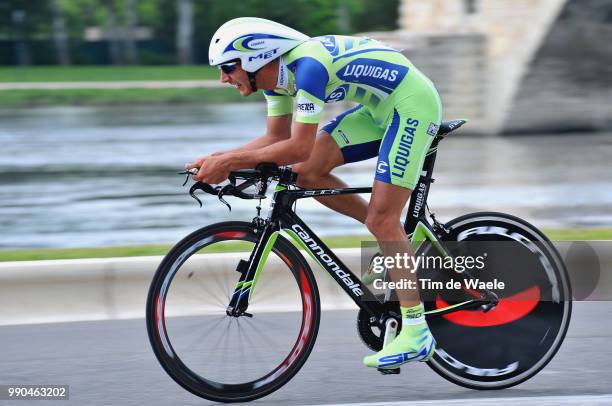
[376,318,402,375]
[382,318,398,348]
[424,297,495,318]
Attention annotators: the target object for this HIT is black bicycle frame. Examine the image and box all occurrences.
[227,138,493,320]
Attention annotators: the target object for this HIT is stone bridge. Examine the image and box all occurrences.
[369,0,612,134]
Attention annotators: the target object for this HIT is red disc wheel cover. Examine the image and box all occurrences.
[435,285,541,327]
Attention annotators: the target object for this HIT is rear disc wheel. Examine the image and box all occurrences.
[421,212,571,389]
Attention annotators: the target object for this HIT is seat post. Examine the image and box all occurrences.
[403,145,439,235]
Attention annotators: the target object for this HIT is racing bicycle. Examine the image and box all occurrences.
[146,119,572,403]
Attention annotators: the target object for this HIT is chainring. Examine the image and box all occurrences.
[356,297,401,351]
[357,309,384,351]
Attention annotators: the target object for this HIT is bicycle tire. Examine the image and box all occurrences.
[146,221,321,402]
[422,212,572,390]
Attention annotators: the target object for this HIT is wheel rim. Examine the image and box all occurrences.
[149,228,318,399]
[422,215,571,388]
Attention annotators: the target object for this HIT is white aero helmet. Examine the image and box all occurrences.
[209,17,309,73]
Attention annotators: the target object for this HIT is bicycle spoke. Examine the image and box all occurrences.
[177,314,228,353]
[209,268,233,305]
[242,315,286,350]
[172,313,225,334]
[245,311,298,332]
[220,318,234,380]
[189,274,227,309]
[238,319,268,371]
[237,319,245,383]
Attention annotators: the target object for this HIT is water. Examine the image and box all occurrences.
[1,104,611,249]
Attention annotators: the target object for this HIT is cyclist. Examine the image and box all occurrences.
[186,17,441,369]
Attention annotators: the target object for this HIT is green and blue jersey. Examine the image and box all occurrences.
[265,34,442,190]
[264,35,414,125]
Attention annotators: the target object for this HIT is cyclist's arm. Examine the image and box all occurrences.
[224,122,317,169]
[219,114,292,154]
[225,54,329,169]
[210,92,293,155]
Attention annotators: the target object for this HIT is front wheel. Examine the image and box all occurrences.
[421,212,572,390]
[146,221,320,403]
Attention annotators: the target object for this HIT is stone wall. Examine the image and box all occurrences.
[366,31,489,132]
[386,0,603,134]
[344,0,610,134]
[504,0,612,133]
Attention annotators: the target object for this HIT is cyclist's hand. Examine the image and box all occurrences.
[186,155,230,184]
[184,151,225,170]
[185,152,218,169]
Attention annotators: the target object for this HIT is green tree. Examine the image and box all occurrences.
[345,0,399,33]
[0,0,400,65]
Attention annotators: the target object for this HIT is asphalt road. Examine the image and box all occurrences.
[1,303,611,406]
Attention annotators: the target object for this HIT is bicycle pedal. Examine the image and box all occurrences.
[378,367,400,375]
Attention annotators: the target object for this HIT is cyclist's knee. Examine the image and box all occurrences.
[294,162,321,187]
[296,172,326,188]
[294,160,332,188]
[365,212,403,240]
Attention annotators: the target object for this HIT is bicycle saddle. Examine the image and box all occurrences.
[437,119,467,136]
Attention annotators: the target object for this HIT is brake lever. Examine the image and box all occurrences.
[217,184,234,212]
[217,184,268,212]
[188,182,220,208]
[180,169,267,210]
[178,169,198,186]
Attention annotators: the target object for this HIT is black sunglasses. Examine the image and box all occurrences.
[218,62,238,74]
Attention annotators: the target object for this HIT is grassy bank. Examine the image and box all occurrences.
[0,235,377,262]
[0,66,220,82]
[0,65,256,107]
[0,87,260,107]
[1,228,610,262]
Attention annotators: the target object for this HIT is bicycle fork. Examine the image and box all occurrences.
[226,223,279,317]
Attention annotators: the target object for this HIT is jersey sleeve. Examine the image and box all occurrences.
[292,57,329,124]
[264,90,293,117]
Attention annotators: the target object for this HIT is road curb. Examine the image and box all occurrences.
[0,249,362,326]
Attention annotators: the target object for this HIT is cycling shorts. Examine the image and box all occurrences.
[321,70,442,190]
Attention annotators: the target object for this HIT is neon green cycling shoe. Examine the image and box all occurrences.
[363,303,435,369]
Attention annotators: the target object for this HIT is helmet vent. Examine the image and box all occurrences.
[215,38,220,43]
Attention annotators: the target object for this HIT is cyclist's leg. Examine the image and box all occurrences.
[366,181,418,305]
[366,101,440,304]
[293,130,368,223]
[364,181,434,368]
[294,105,383,224]
[364,81,442,368]
[369,72,443,301]
[363,125,436,368]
